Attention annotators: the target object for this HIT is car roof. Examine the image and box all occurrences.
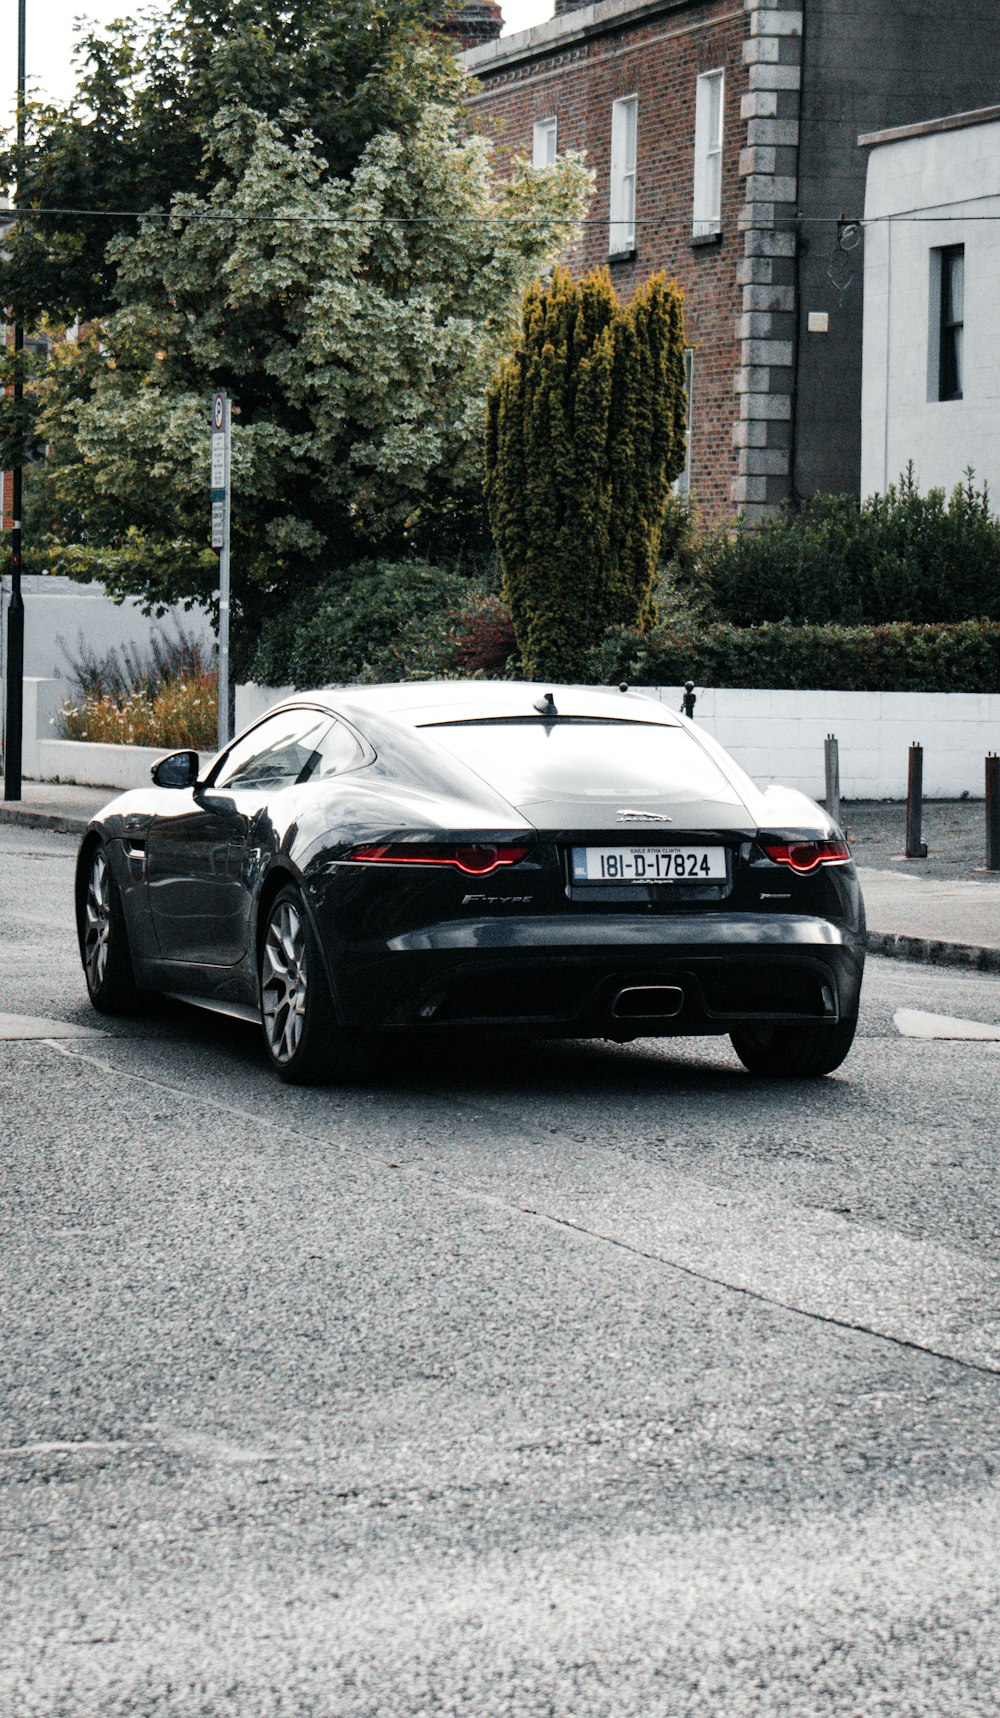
[289,681,683,729]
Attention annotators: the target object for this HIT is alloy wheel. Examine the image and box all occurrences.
[84,848,112,993]
[261,899,309,1064]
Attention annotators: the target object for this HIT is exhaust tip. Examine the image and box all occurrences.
[611,984,684,1020]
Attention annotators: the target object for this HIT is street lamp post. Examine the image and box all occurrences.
[3,0,27,801]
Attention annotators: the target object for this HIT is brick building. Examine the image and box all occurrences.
[463,0,1000,525]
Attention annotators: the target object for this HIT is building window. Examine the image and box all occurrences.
[936,244,964,401]
[609,96,638,256]
[674,350,694,498]
[693,69,724,238]
[532,116,558,168]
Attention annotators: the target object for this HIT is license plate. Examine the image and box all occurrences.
[571,845,727,884]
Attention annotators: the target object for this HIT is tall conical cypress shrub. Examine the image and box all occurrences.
[485,266,686,679]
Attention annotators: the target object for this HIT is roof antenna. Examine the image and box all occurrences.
[533,691,557,716]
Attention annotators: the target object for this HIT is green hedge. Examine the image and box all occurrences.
[251,560,515,687]
[587,618,1000,693]
[249,548,1000,694]
[698,472,1000,626]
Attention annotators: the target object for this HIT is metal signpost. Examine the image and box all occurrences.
[3,0,27,802]
[211,390,231,749]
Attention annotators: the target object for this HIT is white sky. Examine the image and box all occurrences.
[2,0,553,128]
[499,0,551,35]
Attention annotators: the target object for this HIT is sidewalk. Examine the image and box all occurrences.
[3,782,1000,973]
[840,799,1000,971]
[858,871,1000,971]
[0,780,112,835]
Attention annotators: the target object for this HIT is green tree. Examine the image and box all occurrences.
[3,5,590,659]
[484,266,687,679]
[0,0,462,325]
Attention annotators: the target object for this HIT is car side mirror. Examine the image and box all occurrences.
[151,749,200,789]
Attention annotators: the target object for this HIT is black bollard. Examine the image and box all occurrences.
[905,742,927,858]
[987,754,1000,871]
[824,734,841,826]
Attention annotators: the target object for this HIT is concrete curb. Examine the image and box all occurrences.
[0,807,92,836]
[866,931,1000,974]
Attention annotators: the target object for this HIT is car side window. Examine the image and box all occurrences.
[298,718,366,782]
[212,709,336,792]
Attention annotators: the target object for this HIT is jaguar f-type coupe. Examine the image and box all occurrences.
[76,681,865,1082]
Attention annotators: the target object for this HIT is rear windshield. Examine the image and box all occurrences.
[424,719,737,805]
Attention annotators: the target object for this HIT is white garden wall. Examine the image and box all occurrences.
[238,682,1000,802]
[643,687,1000,799]
[13,677,1000,799]
[17,678,69,779]
[0,574,213,682]
[34,738,167,791]
[235,682,295,732]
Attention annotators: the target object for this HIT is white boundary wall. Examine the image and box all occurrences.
[34,738,166,790]
[235,682,295,732]
[13,678,1000,799]
[642,687,1000,799]
[239,683,1000,801]
[0,574,213,683]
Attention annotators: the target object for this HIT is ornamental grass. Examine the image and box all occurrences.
[61,670,218,748]
[58,622,218,747]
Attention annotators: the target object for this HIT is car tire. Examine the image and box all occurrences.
[729,1016,858,1078]
[79,843,141,1015]
[259,885,373,1085]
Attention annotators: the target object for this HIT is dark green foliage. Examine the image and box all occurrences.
[0,0,457,324]
[485,267,687,679]
[657,494,697,579]
[610,470,1000,692]
[701,468,1000,626]
[251,560,512,686]
[588,616,1000,694]
[607,276,688,632]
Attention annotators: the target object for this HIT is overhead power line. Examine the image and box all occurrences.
[6,203,999,226]
[0,203,835,225]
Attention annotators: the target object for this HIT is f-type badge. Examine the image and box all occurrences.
[616,809,672,823]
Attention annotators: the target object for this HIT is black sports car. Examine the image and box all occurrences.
[75,681,865,1082]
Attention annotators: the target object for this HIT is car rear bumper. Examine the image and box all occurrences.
[325,913,865,1038]
[386,912,854,954]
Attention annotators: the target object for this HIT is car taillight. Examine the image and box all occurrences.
[347,842,529,876]
[760,838,851,874]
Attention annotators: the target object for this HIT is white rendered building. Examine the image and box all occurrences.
[860,106,1000,501]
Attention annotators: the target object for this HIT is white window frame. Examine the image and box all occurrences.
[693,69,725,238]
[673,349,695,498]
[609,95,638,256]
[532,116,558,169]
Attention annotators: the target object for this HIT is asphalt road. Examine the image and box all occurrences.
[1,826,998,1718]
